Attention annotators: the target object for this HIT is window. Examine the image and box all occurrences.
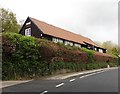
[58,39,63,43]
[25,28,31,36]
[52,38,63,43]
[94,48,97,51]
[69,42,73,46]
[74,43,81,48]
[64,41,73,46]
[99,49,103,53]
[52,38,57,43]
[26,22,31,25]
[64,41,69,45]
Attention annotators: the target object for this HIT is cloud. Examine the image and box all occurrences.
[0,0,118,44]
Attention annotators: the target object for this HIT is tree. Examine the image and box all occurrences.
[1,8,20,33]
[111,47,118,57]
[96,41,119,57]
[101,41,119,57]
[102,41,113,54]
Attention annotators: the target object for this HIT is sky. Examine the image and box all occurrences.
[0,0,118,44]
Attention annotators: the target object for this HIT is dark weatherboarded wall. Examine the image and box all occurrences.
[19,17,43,38]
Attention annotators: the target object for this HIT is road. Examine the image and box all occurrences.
[2,68,118,94]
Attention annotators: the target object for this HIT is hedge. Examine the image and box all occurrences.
[2,32,118,80]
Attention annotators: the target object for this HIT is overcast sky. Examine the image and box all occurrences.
[0,0,118,44]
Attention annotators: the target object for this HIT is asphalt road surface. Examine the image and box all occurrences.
[2,68,118,93]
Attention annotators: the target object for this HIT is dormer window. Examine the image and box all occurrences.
[26,22,31,25]
[25,28,31,36]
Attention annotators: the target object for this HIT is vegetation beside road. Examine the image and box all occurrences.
[2,32,118,80]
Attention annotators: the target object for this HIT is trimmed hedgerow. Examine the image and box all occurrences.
[2,32,118,80]
[81,48,95,63]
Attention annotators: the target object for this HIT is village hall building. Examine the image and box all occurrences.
[19,17,107,53]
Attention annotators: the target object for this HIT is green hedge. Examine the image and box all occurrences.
[2,32,118,80]
[2,61,117,80]
[81,48,95,63]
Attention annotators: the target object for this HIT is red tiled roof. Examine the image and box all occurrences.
[30,17,99,47]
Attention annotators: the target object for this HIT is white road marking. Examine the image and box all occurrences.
[56,83,64,88]
[40,90,48,94]
[69,79,75,82]
[79,71,106,79]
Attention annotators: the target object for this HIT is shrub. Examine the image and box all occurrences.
[2,32,118,80]
[81,48,95,63]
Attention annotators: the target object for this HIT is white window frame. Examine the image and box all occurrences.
[52,38,63,43]
[64,41,69,45]
[74,43,81,48]
[25,28,31,36]
[69,42,73,46]
[99,49,103,53]
[58,39,63,43]
[26,22,31,25]
[94,48,97,51]
[64,41,73,46]
[52,38,57,43]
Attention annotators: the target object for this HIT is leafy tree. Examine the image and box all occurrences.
[102,41,113,54]
[99,41,119,57]
[111,47,119,57]
[1,8,20,33]
[95,41,119,57]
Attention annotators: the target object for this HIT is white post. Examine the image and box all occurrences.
[107,65,110,69]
